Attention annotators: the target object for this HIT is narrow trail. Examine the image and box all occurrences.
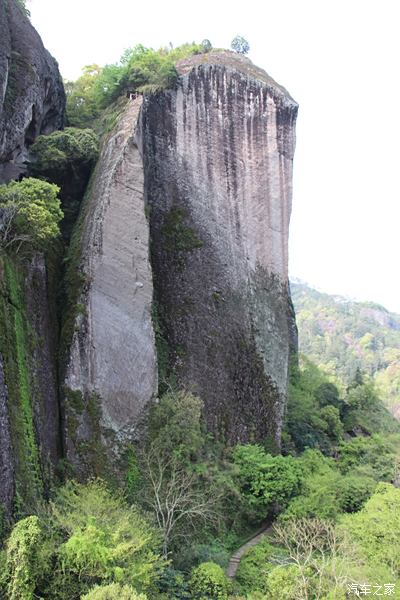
[226,524,273,579]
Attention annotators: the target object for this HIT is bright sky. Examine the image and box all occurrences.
[29,0,400,313]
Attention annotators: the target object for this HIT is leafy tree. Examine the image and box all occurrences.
[189,562,230,600]
[65,65,102,128]
[232,444,303,518]
[201,39,212,52]
[231,36,250,54]
[141,392,219,555]
[0,178,62,252]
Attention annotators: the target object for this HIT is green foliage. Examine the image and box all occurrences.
[340,483,400,577]
[233,444,303,518]
[10,480,164,599]
[125,446,142,502]
[0,178,62,252]
[335,474,376,513]
[189,562,230,600]
[0,257,43,509]
[265,564,303,600]
[81,583,147,599]
[235,539,281,594]
[291,280,400,418]
[30,128,99,174]
[148,390,205,462]
[65,43,207,127]
[5,516,46,600]
[231,36,250,54]
[281,449,377,521]
[337,434,399,481]
[15,0,30,17]
[65,65,102,128]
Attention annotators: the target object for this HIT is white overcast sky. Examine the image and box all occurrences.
[29,0,400,312]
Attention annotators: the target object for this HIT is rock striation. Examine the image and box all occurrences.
[0,0,65,183]
[63,51,298,474]
[142,51,298,443]
[63,98,158,477]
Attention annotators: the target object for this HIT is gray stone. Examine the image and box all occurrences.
[64,98,158,476]
[0,0,65,183]
[142,51,298,443]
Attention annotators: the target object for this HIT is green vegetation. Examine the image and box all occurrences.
[1,481,164,599]
[0,257,43,513]
[291,280,400,418]
[65,43,207,128]
[29,128,99,239]
[29,128,99,176]
[15,0,31,18]
[0,178,62,253]
[189,562,230,599]
[82,584,148,599]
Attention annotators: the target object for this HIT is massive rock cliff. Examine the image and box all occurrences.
[62,98,157,477]
[142,52,298,444]
[0,0,65,183]
[63,51,297,474]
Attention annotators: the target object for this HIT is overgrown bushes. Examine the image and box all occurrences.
[0,178,62,253]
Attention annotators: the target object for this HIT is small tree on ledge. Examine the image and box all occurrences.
[231,35,250,55]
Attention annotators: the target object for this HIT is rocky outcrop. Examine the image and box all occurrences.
[63,98,157,477]
[142,51,298,443]
[62,52,297,474]
[0,0,65,183]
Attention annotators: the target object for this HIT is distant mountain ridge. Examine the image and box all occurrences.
[290,281,400,418]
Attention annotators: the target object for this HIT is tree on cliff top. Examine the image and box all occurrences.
[231,36,250,55]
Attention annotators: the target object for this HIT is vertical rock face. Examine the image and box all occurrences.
[0,354,14,518]
[0,0,65,183]
[63,99,157,477]
[142,52,298,443]
[0,255,60,515]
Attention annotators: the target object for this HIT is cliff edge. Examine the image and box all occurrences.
[0,0,65,183]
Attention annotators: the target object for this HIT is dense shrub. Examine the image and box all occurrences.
[189,561,230,599]
[233,444,303,518]
[29,127,99,175]
[4,516,47,600]
[0,178,62,252]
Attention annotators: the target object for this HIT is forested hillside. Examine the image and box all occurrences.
[291,281,400,418]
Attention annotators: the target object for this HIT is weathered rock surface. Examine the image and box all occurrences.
[0,254,60,515]
[0,0,65,183]
[25,254,61,485]
[0,353,14,518]
[142,51,298,443]
[63,98,157,476]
